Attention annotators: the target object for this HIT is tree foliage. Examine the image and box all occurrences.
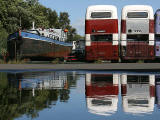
[58,12,70,29]
[0,22,8,58]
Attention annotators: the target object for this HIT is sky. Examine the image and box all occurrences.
[39,0,160,36]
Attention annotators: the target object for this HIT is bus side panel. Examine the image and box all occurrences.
[155,14,160,34]
[126,19,149,34]
[150,20,154,33]
[155,40,160,57]
[155,11,160,57]
[85,42,119,61]
[85,46,98,61]
[85,19,118,34]
[126,42,149,57]
[123,42,154,59]
[149,45,155,58]
[86,85,119,96]
[121,20,126,33]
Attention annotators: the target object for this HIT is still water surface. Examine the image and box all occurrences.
[0,70,160,120]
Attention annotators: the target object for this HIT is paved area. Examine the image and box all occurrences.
[1,63,160,70]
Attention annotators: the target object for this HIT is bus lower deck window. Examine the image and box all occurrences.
[91,34,112,42]
[127,35,149,42]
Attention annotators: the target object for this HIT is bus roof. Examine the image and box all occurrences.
[121,5,154,19]
[86,5,118,20]
[155,9,160,15]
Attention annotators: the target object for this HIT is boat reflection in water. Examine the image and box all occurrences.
[19,72,68,93]
[121,74,155,115]
[85,73,119,116]
[8,72,69,97]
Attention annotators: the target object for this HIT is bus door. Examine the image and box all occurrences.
[126,12,149,58]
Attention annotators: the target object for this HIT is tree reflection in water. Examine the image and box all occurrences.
[0,71,78,120]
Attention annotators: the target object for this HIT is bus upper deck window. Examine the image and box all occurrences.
[127,12,148,18]
[91,12,111,18]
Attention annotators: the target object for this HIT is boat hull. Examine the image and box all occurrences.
[7,33,72,60]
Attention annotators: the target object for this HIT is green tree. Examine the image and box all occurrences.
[0,22,8,60]
[58,12,70,29]
[66,26,84,42]
[25,0,39,6]
[47,9,58,28]
[30,3,49,28]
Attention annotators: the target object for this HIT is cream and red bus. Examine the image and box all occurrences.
[85,5,119,61]
[121,5,154,61]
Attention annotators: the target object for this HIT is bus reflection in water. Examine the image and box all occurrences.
[85,73,119,116]
[121,74,155,114]
[155,75,160,109]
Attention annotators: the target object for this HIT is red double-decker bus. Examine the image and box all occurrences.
[85,5,119,62]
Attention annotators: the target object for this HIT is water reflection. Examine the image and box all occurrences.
[1,71,160,120]
[0,71,79,120]
[156,76,160,109]
[121,74,155,115]
[85,73,119,116]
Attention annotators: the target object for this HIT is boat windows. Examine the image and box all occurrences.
[26,30,40,35]
[91,12,111,18]
[127,12,148,18]
[91,34,112,42]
